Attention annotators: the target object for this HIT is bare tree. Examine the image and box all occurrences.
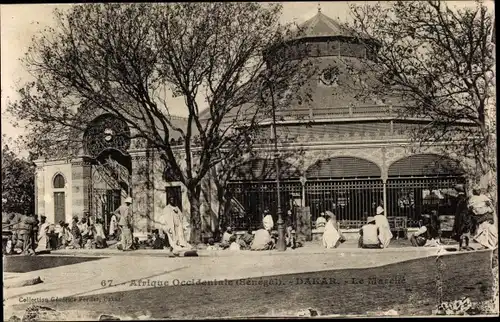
[8,3,314,244]
[341,0,495,190]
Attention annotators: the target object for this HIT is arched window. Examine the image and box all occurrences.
[53,174,66,189]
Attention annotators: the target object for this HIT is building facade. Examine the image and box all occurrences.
[33,10,476,235]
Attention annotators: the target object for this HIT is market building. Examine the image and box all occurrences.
[33,9,477,237]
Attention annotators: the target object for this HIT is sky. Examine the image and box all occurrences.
[0,1,495,147]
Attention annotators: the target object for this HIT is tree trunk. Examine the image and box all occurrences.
[187,185,202,245]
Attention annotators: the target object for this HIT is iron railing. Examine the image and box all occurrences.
[386,176,466,227]
[227,180,302,230]
[305,179,384,224]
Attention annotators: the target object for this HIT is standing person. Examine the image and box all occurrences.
[171,198,190,249]
[358,217,381,249]
[374,204,393,249]
[71,216,82,249]
[78,216,90,247]
[161,197,189,251]
[93,218,108,249]
[451,184,473,251]
[31,215,39,251]
[156,198,175,250]
[35,215,50,252]
[17,214,37,255]
[469,185,497,249]
[115,197,133,251]
[262,209,274,232]
[109,212,119,240]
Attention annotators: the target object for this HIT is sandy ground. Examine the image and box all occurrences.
[3,242,496,320]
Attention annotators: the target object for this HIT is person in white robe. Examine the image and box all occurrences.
[250,228,274,251]
[374,206,393,249]
[109,214,118,240]
[35,215,50,252]
[262,209,274,232]
[322,211,341,248]
[316,213,327,232]
[158,197,191,251]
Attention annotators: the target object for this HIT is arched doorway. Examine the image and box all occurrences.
[387,154,465,227]
[227,158,302,230]
[83,114,132,230]
[305,156,383,227]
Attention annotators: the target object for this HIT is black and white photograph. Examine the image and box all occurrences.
[1,1,497,319]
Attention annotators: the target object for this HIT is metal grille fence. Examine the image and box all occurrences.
[386,176,466,227]
[305,179,384,227]
[227,181,302,230]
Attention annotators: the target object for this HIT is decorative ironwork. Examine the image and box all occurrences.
[88,187,122,232]
[84,114,131,157]
[319,66,340,86]
[386,176,466,227]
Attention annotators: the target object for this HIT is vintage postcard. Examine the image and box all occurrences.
[2,1,497,320]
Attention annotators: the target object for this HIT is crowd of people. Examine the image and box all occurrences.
[2,211,112,255]
[2,184,496,255]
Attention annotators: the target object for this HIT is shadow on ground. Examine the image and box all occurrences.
[9,250,494,318]
[4,256,105,273]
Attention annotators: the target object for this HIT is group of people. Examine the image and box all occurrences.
[316,203,393,249]
[409,184,497,250]
[451,184,497,250]
[206,209,300,251]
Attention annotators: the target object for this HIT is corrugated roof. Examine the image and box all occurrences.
[296,10,355,39]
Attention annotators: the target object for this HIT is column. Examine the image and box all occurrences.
[130,152,153,234]
[383,177,388,216]
[71,157,92,219]
[381,147,388,215]
[34,162,45,216]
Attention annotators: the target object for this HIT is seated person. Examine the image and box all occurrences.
[229,235,241,251]
[220,227,234,249]
[322,211,343,249]
[411,213,442,247]
[206,238,221,251]
[151,229,166,249]
[315,213,327,232]
[358,217,381,249]
[238,229,254,249]
[468,185,494,216]
[251,227,275,251]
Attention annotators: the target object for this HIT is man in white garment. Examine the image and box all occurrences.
[35,215,50,252]
[109,213,118,240]
[262,209,274,232]
[374,206,393,249]
[159,197,190,251]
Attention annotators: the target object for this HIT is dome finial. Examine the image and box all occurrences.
[318,3,321,13]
